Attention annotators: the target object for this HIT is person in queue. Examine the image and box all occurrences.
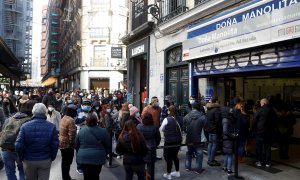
[59,104,77,180]
[15,103,59,180]
[137,112,161,180]
[160,105,182,179]
[0,99,37,180]
[75,113,111,180]
[116,120,148,180]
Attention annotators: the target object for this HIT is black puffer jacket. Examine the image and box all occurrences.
[137,124,161,163]
[183,110,207,145]
[253,104,277,140]
[206,102,222,135]
[116,132,148,165]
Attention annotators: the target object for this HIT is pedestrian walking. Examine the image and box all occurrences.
[15,103,59,180]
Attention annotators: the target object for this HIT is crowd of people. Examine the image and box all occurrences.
[0,88,297,180]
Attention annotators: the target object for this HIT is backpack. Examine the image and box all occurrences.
[0,116,30,150]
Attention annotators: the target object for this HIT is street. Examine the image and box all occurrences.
[1,147,300,180]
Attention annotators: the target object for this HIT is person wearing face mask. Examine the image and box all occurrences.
[46,102,62,133]
[92,101,101,119]
[129,106,141,126]
[2,97,18,119]
[187,95,197,114]
[74,98,98,175]
[142,96,162,128]
[42,89,57,109]
[161,95,175,125]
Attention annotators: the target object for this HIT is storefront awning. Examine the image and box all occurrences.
[42,77,57,87]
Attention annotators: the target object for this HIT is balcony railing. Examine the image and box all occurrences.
[93,58,108,67]
[89,27,110,38]
[160,0,188,22]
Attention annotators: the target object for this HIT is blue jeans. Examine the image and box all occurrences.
[207,134,218,162]
[2,150,25,180]
[185,145,204,171]
[223,153,233,170]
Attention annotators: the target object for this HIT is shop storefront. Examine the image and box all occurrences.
[127,37,149,110]
[183,0,300,166]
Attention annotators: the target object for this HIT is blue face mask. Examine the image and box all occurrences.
[106,109,111,113]
[82,105,91,112]
[155,102,160,107]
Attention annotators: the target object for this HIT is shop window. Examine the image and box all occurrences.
[166,46,182,65]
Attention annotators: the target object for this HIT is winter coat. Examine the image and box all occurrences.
[137,123,161,163]
[206,102,222,135]
[253,104,277,141]
[47,110,61,132]
[221,106,234,154]
[116,131,148,165]
[59,115,77,149]
[142,105,162,128]
[160,116,182,144]
[75,126,110,165]
[15,114,59,161]
[183,110,207,145]
[0,107,5,130]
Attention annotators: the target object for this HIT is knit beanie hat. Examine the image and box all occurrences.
[129,106,139,116]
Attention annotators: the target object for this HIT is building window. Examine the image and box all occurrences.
[132,0,148,30]
[94,46,107,67]
[167,46,182,65]
[160,0,188,22]
[195,0,212,6]
[89,27,110,38]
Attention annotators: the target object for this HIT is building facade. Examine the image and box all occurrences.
[59,0,128,92]
[0,0,33,80]
[41,0,61,87]
[124,0,300,167]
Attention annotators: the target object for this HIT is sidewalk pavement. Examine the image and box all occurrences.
[1,147,300,180]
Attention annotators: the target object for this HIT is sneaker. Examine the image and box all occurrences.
[163,173,172,180]
[185,168,192,172]
[170,171,180,177]
[194,169,205,174]
[209,161,221,166]
[265,163,271,168]
[227,170,234,175]
[76,169,83,175]
[255,161,262,167]
[222,167,228,172]
[117,155,122,159]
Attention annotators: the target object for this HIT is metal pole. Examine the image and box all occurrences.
[150,147,155,180]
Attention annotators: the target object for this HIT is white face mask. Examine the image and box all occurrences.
[95,107,99,110]
[135,112,140,117]
[48,107,54,112]
[189,100,195,104]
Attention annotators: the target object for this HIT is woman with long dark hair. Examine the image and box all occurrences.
[2,97,18,119]
[116,120,148,180]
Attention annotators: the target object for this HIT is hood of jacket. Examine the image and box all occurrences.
[187,110,204,120]
[207,102,220,110]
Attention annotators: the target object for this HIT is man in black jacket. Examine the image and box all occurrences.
[183,102,207,174]
[206,98,222,166]
[253,98,277,167]
[42,89,57,108]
